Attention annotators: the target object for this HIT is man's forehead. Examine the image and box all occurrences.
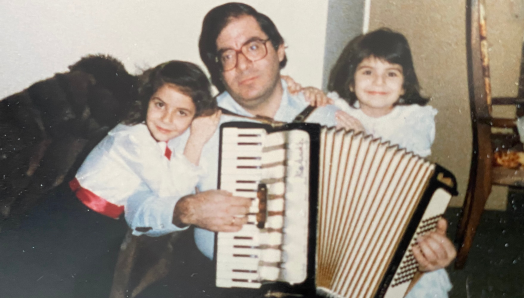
[216,15,268,50]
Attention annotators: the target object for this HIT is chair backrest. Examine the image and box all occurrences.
[467,0,492,121]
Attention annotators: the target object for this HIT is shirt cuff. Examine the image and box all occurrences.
[126,193,189,237]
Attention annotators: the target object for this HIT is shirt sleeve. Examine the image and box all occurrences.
[403,106,437,157]
[327,91,352,114]
[125,189,188,236]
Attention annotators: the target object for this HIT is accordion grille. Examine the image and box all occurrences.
[315,127,435,298]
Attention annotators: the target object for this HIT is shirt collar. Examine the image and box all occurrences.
[216,79,307,122]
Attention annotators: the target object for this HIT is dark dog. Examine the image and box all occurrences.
[0,54,138,227]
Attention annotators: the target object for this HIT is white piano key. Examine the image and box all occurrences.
[266,216,284,229]
[267,182,285,195]
[216,257,260,268]
[220,182,258,190]
[259,266,280,281]
[260,248,282,262]
[216,278,261,289]
[222,143,263,152]
[261,149,286,163]
[218,229,259,240]
[225,247,261,257]
[247,214,257,223]
[222,136,264,144]
[217,239,259,247]
[221,167,262,176]
[259,232,283,246]
[222,159,263,167]
[263,166,286,180]
[267,199,284,212]
[248,204,259,214]
[215,270,260,281]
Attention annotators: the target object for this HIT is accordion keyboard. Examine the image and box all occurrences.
[216,127,310,288]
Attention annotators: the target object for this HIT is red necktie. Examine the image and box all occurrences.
[164,145,172,160]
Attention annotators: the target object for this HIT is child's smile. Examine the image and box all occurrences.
[352,57,405,117]
[146,84,196,142]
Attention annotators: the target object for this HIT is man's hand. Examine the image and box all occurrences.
[173,190,251,232]
[412,218,457,272]
[302,87,333,107]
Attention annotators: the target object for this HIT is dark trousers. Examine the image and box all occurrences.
[136,230,310,298]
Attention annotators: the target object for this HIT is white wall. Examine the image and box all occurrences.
[0,0,329,99]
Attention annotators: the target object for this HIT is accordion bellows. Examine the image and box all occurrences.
[215,122,457,298]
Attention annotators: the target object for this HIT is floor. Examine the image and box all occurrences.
[0,184,523,298]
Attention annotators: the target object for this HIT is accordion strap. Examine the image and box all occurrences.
[219,105,317,126]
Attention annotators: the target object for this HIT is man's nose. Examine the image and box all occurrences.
[236,52,252,71]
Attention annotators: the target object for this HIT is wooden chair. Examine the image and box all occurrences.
[455,0,524,269]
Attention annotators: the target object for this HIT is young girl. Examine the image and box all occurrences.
[70,61,220,227]
[327,28,452,298]
[328,28,436,158]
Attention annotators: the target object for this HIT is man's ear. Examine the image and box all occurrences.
[277,44,285,63]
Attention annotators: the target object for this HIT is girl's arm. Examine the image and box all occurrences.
[184,110,222,166]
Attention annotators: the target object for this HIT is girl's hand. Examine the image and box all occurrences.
[189,110,222,145]
[282,75,302,94]
[303,87,334,107]
[412,218,456,272]
[335,110,365,132]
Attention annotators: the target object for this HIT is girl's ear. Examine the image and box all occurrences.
[349,84,354,92]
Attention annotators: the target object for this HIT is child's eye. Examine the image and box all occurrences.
[178,110,188,116]
[362,70,372,75]
[388,71,400,77]
[155,101,164,108]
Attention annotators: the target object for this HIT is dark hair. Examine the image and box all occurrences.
[328,28,429,107]
[124,61,216,125]
[199,2,287,92]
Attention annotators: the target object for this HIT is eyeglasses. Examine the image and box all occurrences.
[215,38,270,71]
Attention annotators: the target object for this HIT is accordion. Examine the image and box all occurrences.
[215,122,457,298]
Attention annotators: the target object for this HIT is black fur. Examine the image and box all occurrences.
[0,54,138,228]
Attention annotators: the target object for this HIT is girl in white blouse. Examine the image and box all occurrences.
[327,28,437,158]
[70,61,220,228]
[327,28,450,298]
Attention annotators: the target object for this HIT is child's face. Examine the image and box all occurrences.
[146,84,196,142]
[351,56,405,117]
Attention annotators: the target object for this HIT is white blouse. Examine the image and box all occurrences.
[328,92,437,157]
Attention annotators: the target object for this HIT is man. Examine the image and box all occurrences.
[133,3,456,298]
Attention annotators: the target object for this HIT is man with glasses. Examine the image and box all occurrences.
[134,3,455,298]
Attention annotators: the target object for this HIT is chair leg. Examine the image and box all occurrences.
[455,146,492,268]
[455,192,490,268]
